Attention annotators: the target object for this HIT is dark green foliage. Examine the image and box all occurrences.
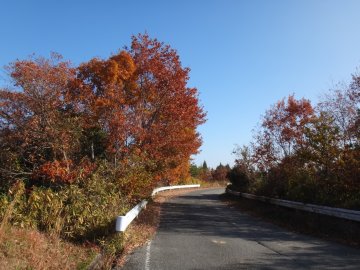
[189,163,201,178]
[189,162,213,182]
[227,166,250,192]
[80,127,108,161]
[202,161,208,171]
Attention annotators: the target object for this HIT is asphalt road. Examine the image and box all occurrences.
[122,188,360,270]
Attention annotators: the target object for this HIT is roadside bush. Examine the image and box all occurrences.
[114,158,155,204]
[1,166,131,241]
[31,158,96,187]
[285,169,318,203]
[227,166,250,192]
[0,155,162,244]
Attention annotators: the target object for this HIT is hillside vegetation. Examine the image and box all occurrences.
[0,34,205,267]
[230,78,359,209]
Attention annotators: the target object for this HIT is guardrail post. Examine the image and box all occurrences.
[116,216,126,232]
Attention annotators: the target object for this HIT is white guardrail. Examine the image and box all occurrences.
[226,187,360,222]
[115,184,200,232]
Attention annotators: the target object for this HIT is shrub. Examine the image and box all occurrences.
[285,169,318,203]
[1,165,131,241]
[227,166,250,192]
[0,158,161,241]
[31,158,96,187]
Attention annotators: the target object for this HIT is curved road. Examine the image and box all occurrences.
[122,188,360,270]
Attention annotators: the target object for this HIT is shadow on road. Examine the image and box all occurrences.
[156,191,360,269]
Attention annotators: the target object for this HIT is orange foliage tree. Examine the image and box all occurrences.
[0,54,83,186]
[126,34,206,183]
[75,51,137,163]
[74,34,206,184]
[0,34,206,190]
[253,95,314,171]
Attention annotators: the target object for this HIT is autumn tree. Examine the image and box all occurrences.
[0,34,207,248]
[211,163,230,182]
[0,54,84,187]
[253,95,314,171]
[302,112,340,175]
[0,34,206,191]
[75,51,137,163]
[229,145,256,192]
[232,78,360,208]
[233,145,254,175]
[318,84,359,147]
[125,34,206,183]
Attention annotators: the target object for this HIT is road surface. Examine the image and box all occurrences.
[122,188,360,269]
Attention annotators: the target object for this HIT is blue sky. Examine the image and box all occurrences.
[1,0,360,168]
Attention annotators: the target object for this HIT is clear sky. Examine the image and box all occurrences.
[1,0,360,168]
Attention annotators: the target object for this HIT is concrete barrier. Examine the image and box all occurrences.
[116,184,201,232]
[116,200,148,232]
[151,184,201,196]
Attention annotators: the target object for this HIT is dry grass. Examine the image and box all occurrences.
[203,180,228,188]
[0,182,98,270]
[0,226,99,270]
[0,187,215,270]
[193,179,228,188]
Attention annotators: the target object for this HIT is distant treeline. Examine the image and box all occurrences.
[190,161,231,182]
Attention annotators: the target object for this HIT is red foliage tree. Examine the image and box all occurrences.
[254,95,314,170]
[75,51,137,163]
[126,34,206,183]
[1,34,206,189]
[0,54,82,185]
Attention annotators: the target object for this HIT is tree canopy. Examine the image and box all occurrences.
[0,34,206,190]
